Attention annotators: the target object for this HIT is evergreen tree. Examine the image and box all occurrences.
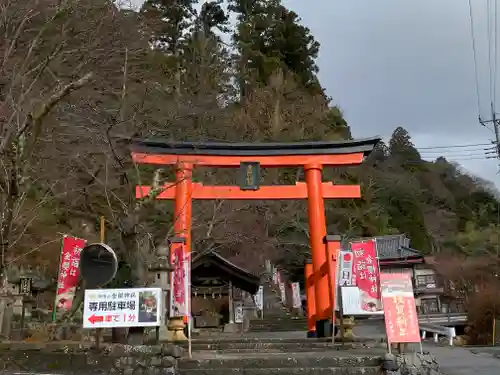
[140,0,197,98]
[388,126,421,164]
[229,0,322,96]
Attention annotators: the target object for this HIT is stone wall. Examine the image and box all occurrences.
[0,343,183,375]
[396,352,443,375]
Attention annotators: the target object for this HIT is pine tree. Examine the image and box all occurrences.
[229,0,321,96]
[140,0,197,98]
[388,126,421,163]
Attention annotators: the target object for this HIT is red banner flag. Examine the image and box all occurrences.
[54,236,86,315]
[380,273,421,344]
[169,243,190,317]
[351,240,381,312]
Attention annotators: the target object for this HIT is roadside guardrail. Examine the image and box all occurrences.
[420,323,456,346]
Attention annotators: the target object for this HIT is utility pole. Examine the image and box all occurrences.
[481,103,500,345]
[480,104,500,158]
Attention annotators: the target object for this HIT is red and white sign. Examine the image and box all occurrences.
[351,240,382,313]
[338,251,354,287]
[169,243,190,317]
[54,236,86,315]
[380,273,421,344]
[83,287,162,328]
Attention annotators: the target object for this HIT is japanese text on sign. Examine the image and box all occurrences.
[380,273,420,344]
[54,236,86,315]
[351,240,381,313]
[83,288,162,328]
[170,243,190,317]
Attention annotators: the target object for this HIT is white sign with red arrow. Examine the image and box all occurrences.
[83,287,162,329]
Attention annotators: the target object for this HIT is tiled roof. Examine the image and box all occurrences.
[191,250,260,294]
[343,234,423,260]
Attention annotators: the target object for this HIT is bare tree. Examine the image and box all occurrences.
[0,0,99,281]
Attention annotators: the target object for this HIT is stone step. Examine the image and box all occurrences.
[251,317,307,322]
[178,355,381,369]
[249,321,307,327]
[249,326,307,332]
[249,327,306,332]
[178,367,380,375]
[183,341,339,351]
[184,347,339,354]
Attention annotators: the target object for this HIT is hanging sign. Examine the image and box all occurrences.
[239,162,260,190]
[254,285,264,311]
[380,273,421,344]
[291,282,301,309]
[19,276,32,295]
[54,236,86,316]
[351,240,382,313]
[83,287,162,328]
[170,243,190,317]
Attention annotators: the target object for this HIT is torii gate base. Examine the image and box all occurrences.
[132,138,379,337]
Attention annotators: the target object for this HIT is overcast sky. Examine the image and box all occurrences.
[131,0,500,186]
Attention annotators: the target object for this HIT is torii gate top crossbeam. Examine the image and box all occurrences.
[130,137,380,167]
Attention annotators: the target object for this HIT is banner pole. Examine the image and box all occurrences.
[374,239,391,354]
[52,235,67,322]
[100,216,105,243]
[185,254,192,358]
[95,216,105,349]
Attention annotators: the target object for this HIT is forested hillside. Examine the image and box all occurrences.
[0,0,498,288]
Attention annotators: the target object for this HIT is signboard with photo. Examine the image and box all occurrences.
[340,286,384,316]
[83,287,162,328]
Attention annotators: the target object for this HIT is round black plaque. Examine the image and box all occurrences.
[79,243,118,288]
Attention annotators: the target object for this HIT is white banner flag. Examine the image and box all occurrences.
[291,282,301,309]
[279,282,286,303]
[254,286,263,311]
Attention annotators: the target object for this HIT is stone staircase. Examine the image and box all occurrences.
[249,314,307,332]
[248,272,307,332]
[178,337,384,375]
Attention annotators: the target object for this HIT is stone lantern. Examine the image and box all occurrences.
[148,243,173,341]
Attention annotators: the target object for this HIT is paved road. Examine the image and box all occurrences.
[354,319,500,375]
[425,345,500,375]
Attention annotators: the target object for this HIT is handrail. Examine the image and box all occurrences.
[418,312,467,324]
[420,323,456,346]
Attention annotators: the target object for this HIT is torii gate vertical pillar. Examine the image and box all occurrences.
[304,163,330,337]
[173,163,193,256]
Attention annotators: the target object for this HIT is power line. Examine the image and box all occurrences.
[469,0,482,118]
[416,142,494,150]
[488,0,494,108]
[421,154,496,159]
[419,147,496,154]
[494,0,499,106]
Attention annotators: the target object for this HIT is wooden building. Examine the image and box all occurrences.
[190,250,260,329]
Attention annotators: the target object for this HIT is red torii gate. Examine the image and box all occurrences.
[131,138,379,337]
